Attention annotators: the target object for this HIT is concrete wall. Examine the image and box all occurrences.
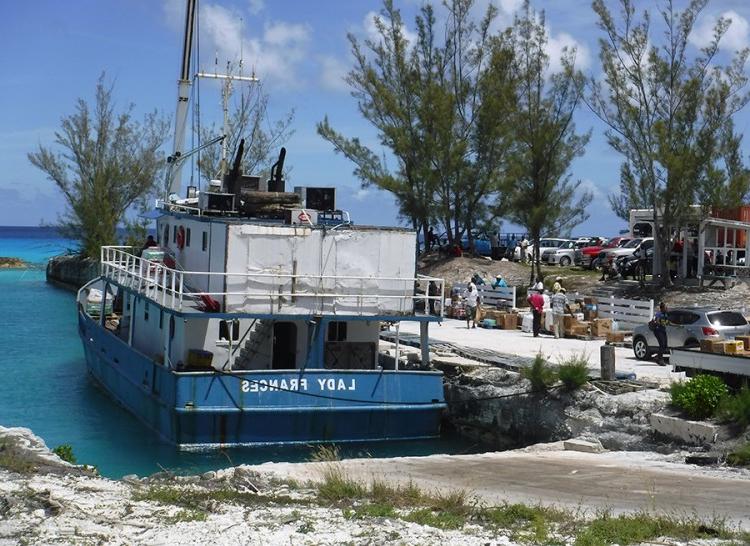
[46,254,98,290]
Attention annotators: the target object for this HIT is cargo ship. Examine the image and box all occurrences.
[75,0,446,447]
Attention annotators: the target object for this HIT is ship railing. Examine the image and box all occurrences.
[155,198,202,216]
[100,246,444,317]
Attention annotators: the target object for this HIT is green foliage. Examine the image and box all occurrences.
[52,444,77,464]
[574,512,729,546]
[318,0,518,249]
[590,0,750,284]
[717,387,750,429]
[349,502,397,519]
[133,486,299,511]
[521,354,558,393]
[503,1,591,282]
[727,443,750,467]
[165,509,207,524]
[670,375,728,419]
[557,355,590,391]
[404,507,467,530]
[28,74,168,258]
[480,503,566,543]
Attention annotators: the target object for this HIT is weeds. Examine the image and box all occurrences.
[521,353,557,393]
[727,443,750,467]
[574,512,730,546]
[165,509,207,524]
[557,354,590,391]
[670,375,728,419]
[52,444,77,464]
[480,503,567,543]
[717,387,750,429]
[133,486,301,512]
[0,443,36,474]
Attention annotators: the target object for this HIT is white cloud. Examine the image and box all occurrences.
[248,0,264,16]
[196,4,311,87]
[319,55,349,92]
[546,31,591,73]
[577,178,606,205]
[362,10,417,47]
[162,0,185,32]
[690,10,750,51]
[353,188,370,201]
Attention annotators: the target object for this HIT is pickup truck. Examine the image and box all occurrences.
[575,237,630,269]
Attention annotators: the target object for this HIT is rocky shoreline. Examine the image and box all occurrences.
[0,257,27,269]
[45,254,98,290]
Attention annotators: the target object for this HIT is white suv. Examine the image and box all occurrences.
[542,240,577,266]
[515,238,569,262]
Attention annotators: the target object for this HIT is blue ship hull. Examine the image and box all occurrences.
[79,311,446,447]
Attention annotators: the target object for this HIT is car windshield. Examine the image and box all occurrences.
[707,311,748,327]
[623,239,642,248]
[560,241,575,249]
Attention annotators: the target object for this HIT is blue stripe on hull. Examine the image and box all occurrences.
[79,312,446,447]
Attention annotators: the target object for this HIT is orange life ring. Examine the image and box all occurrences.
[176,226,185,249]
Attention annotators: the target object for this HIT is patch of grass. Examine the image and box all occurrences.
[717,387,750,428]
[316,464,367,503]
[727,443,750,467]
[404,507,468,530]
[165,509,207,524]
[0,443,36,474]
[521,353,557,393]
[52,444,77,464]
[574,512,730,546]
[557,354,590,391]
[132,486,301,511]
[670,375,728,419]
[350,502,397,519]
[308,444,341,462]
[480,503,568,543]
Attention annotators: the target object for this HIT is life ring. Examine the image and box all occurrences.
[176,226,185,249]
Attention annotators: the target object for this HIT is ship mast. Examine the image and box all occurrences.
[169,0,197,197]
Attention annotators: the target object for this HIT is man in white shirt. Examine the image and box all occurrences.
[463,281,479,329]
[550,288,570,339]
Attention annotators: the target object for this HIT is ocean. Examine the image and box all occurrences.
[0,226,479,478]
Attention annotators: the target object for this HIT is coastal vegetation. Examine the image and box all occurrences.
[670,374,728,419]
[520,353,558,392]
[28,74,169,258]
[557,356,590,391]
[588,0,750,286]
[0,257,26,268]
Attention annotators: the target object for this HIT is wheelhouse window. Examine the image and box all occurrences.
[163,224,169,245]
[144,302,149,322]
[173,226,178,243]
[186,228,191,247]
[327,321,348,342]
[202,231,208,251]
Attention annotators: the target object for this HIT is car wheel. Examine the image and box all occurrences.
[589,257,600,270]
[633,336,651,360]
[560,256,571,266]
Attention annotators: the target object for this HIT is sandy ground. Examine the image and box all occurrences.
[252,444,750,531]
[398,318,678,383]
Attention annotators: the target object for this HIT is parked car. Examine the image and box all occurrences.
[542,240,577,266]
[599,238,652,266]
[461,231,493,256]
[513,238,569,261]
[575,237,630,269]
[632,307,750,361]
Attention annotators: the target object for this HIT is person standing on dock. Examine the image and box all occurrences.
[527,289,544,337]
[650,302,670,366]
[550,288,570,339]
[464,281,479,329]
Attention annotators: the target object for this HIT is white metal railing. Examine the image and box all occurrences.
[155,198,202,216]
[100,246,445,317]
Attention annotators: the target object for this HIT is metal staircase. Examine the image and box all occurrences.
[233,319,273,370]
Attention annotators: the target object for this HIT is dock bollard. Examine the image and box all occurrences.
[600,345,616,381]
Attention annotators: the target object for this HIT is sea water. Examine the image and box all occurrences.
[0,227,480,478]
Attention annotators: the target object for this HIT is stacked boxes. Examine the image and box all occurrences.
[722,340,745,355]
[736,335,750,351]
[591,318,612,338]
[606,332,626,343]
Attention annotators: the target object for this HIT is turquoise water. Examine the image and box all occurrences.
[0,227,479,478]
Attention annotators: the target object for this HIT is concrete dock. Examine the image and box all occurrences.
[255,446,750,529]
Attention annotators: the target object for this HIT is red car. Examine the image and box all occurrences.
[575,237,631,269]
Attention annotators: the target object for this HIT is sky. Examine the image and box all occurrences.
[2,0,750,237]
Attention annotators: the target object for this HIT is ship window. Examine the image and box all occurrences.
[173,225,178,243]
[159,310,163,330]
[186,228,191,247]
[144,303,149,322]
[327,321,348,342]
[163,224,169,245]
[169,316,175,339]
[126,297,131,311]
[202,231,208,252]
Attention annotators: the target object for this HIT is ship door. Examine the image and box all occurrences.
[272,322,297,369]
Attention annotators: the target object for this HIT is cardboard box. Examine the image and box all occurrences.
[591,318,613,337]
[736,335,750,351]
[499,313,518,330]
[723,340,745,355]
[606,332,625,343]
[569,321,590,337]
[563,315,576,330]
[700,339,719,353]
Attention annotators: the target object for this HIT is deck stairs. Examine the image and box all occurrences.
[233,319,273,370]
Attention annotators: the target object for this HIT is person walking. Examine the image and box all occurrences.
[550,288,570,339]
[651,302,670,365]
[463,281,480,329]
[527,289,545,337]
[552,276,563,294]
[428,281,440,315]
[520,237,529,263]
